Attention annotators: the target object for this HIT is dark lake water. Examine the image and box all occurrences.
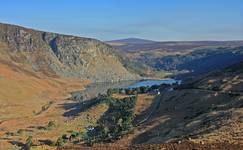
[71,79,180,101]
[126,79,180,89]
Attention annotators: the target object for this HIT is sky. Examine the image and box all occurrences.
[0,0,243,41]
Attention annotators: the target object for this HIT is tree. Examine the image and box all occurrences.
[107,88,113,97]
[56,137,64,147]
[47,121,56,130]
[62,134,69,143]
[23,136,33,150]
[140,86,149,93]
[125,88,133,95]
[107,88,119,97]
[56,134,69,147]
[70,131,80,141]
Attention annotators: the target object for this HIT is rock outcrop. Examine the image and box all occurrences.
[0,23,139,82]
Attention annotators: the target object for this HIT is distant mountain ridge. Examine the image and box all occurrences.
[0,23,138,82]
[106,38,157,45]
[107,38,243,52]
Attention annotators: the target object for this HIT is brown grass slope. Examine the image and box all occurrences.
[130,62,243,145]
[0,54,92,148]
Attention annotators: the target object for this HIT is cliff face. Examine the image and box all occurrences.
[0,23,138,82]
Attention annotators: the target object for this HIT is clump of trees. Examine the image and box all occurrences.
[55,131,84,147]
[85,96,137,146]
[106,83,170,96]
[56,134,69,146]
[107,88,120,96]
[56,131,84,146]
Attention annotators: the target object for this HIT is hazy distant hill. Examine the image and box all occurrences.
[0,23,138,82]
[107,38,157,45]
[107,38,243,78]
[108,38,243,52]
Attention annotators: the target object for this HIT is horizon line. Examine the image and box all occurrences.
[1,21,243,43]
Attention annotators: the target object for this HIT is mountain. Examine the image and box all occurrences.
[106,37,243,78]
[0,23,138,82]
[106,38,157,45]
[120,46,243,78]
[108,39,243,52]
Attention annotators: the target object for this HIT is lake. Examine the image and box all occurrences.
[126,79,181,89]
[71,79,180,101]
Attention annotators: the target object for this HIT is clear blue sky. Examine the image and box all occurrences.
[0,0,243,41]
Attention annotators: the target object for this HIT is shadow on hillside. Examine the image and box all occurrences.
[131,90,241,144]
[9,140,24,147]
[133,96,161,125]
[39,139,53,146]
[60,98,101,117]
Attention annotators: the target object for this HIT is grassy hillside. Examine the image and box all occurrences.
[120,46,243,78]
[129,62,243,145]
[0,49,95,148]
[43,62,243,149]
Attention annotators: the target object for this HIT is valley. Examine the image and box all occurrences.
[59,62,243,149]
[0,24,242,150]
[108,38,243,78]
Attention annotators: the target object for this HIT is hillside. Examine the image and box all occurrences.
[119,62,243,146]
[120,46,243,78]
[0,23,138,82]
[1,49,242,149]
[106,38,243,78]
[0,54,93,148]
[48,62,243,150]
[0,23,139,149]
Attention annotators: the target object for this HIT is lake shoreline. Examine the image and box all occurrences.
[71,79,180,101]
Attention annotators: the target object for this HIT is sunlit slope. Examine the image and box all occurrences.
[0,56,89,119]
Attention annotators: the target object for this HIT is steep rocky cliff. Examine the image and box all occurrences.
[0,23,138,82]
